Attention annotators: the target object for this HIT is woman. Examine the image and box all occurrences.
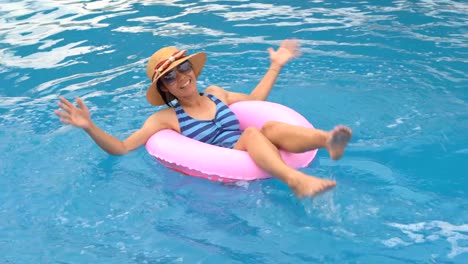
[55,39,352,197]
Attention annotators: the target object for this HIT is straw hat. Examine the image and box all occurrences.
[145,47,206,106]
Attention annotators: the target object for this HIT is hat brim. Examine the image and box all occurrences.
[146,52,206,106]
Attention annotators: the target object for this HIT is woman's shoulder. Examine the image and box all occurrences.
[203,85,228,103]
[204,85,224,94]
[145,107,179,132]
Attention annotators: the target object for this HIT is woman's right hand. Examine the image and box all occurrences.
[55,96,93,130]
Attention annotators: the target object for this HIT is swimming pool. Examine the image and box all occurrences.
[1,0,467,263]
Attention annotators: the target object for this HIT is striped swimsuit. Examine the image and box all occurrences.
[174,94,242,149]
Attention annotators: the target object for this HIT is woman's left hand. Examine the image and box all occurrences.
[268,39,302,68]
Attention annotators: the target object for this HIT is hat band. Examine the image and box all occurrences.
[151,50,187,82]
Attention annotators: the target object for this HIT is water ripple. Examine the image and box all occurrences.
[384,221,468,259]
[1,0,467,263]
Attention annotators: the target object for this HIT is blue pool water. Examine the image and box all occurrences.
[1,0,467,263]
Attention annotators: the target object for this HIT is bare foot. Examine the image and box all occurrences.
[326,125,352,160]
[288,172,337,198]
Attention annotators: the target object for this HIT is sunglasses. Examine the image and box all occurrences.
[161,60,193,85]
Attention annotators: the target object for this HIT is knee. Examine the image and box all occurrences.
[244,126,273,143]
[243,126,261,139]
[261,121,280,136]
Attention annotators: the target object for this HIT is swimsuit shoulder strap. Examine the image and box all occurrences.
[206,93,225,107]
[173,101,188,118]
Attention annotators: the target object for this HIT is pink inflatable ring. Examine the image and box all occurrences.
[146,101,317,183]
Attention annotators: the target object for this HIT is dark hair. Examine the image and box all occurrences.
[156,80,176,107]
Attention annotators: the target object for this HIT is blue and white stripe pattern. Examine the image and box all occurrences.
[174,94,242,148]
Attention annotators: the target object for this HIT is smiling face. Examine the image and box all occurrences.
[159,60,198,99]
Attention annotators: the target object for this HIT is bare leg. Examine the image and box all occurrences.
[261,121,352,160]
[233,127,336,197]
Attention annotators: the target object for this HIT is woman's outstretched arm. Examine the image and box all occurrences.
[248,39,301,101]
[54,96,174,155]
[214,39,301,104]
